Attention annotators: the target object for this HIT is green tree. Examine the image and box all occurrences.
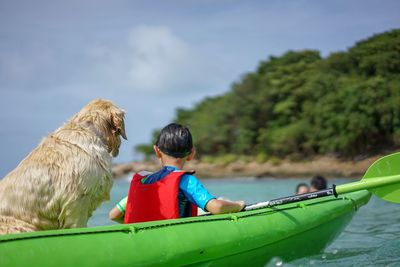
[135,29,400,161]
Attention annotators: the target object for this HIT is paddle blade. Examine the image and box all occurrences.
[363,152,400,203]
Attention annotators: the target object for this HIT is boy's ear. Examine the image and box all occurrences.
[153,145,162,158]
[187,148,196,161]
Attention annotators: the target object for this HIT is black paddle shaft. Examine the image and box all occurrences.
[267,186,338,207]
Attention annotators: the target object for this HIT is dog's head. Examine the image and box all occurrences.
[70,99,127,157]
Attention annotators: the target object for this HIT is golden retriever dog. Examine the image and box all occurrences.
[0,99,127,235]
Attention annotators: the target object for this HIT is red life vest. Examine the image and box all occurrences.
[124,170,198,224]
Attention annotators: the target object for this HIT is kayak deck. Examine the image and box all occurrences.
[0,190,371,267]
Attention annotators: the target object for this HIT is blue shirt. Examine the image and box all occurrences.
[143,166,215,216]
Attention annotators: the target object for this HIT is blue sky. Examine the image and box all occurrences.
[0,0,399,176]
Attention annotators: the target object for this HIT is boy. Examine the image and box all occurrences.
[109,123,245,223]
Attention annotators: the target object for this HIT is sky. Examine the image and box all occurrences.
[0,0,399,177]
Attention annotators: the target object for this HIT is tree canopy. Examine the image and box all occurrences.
[136,29,400,160]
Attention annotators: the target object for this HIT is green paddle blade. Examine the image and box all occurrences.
[362,152,400,203]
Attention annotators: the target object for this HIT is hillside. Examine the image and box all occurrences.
[135,29,400,166]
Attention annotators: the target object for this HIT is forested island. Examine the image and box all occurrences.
[114,29,400,179]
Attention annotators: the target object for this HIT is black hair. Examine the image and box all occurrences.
[155,123,193,158]
[311,175,327,190]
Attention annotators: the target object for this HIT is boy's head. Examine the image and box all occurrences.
[155,123,193,159]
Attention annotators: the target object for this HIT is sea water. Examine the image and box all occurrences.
[88,177,400,266]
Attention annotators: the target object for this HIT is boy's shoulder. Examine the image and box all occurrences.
[180,171,199,183]
[177,170,197,181]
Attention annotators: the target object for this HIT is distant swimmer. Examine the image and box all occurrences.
[310,175,327,192]
[295,183,309,194]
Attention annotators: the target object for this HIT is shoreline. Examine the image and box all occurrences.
[111,154,383,180]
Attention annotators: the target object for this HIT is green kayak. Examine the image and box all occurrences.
[0,190,370,267]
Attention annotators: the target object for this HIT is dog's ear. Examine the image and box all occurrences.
[107,107,127,157]
[111,110,127,140]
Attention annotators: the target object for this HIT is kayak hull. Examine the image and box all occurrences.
[0,190,371,267]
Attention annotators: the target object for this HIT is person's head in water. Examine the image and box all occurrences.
[310,175,327,192]
[295,183,309,194]
[155,123,193,159]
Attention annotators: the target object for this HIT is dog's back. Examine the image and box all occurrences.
[0,99,126,235]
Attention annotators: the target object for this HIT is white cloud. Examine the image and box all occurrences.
[127,25,191,92]
[87,25,224,95]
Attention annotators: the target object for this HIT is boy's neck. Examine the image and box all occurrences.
[160,156,186,170]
